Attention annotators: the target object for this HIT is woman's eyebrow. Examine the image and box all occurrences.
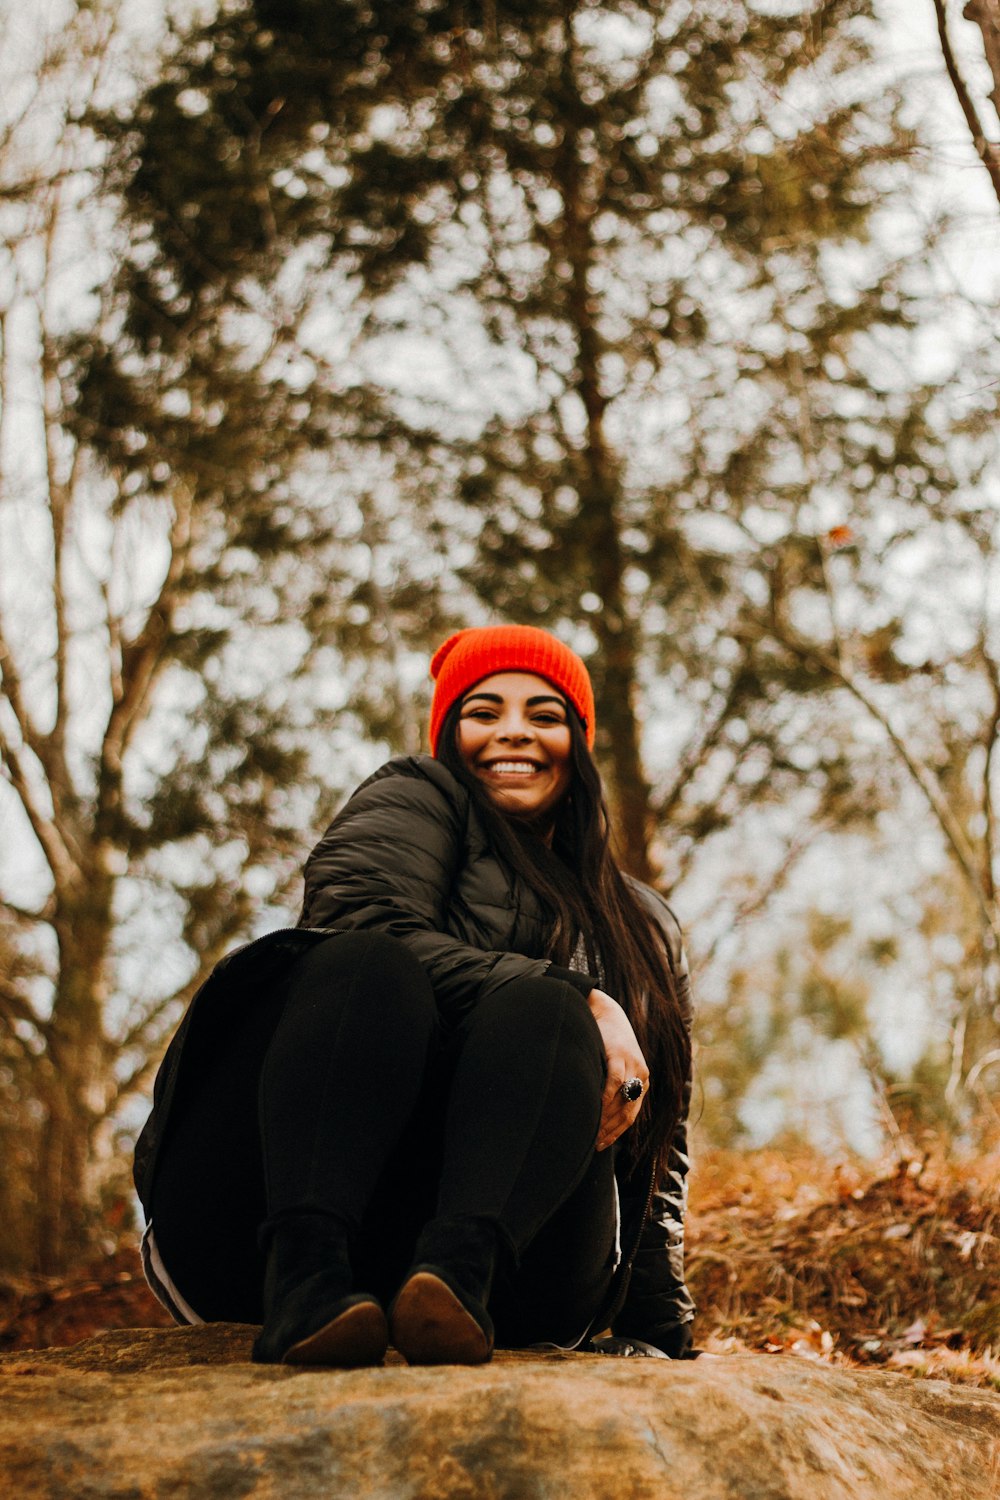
[461,692,566,708]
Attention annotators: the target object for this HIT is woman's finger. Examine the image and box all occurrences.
[596,1101,625,1150]
[606,1072,649,1115]
[596,1087,645,1150]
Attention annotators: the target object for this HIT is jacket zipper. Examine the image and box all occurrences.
[596,1152,659,1333]
[211,925,340,971]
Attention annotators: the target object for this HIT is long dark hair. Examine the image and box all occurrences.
[437,698,691,1169]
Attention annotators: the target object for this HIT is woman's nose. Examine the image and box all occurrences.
[497,717,532,741]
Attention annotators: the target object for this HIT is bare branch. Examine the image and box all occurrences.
[115,982,192,1057]
[0,268,81,873]
[965,1046,1000,1091]
[98,485,194,807]
[0,621,47,773]
[652,654,751,822]
[36,202,83,796]
[0,168,89,204]
[0,896,55,926]
[356,495,424,756]
[0,305,8,457]
[765,618,1000,950]
[110,1050,163,1109]
[0,978,45,1034]
[963,0,1000,122]
[933,0,1000,208]
[666,733,773,889]
[857,1040,914,1163]
[980,641,1000,907]
[110,923,251,1107]
[944,1009,967,1105]
[692,824,820,974]
[783,341,852,676]
[0,722,80,893]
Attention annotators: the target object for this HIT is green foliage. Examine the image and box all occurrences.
[0,0,466,1271]
[3,0,998,1275]
[101,0,997,1132]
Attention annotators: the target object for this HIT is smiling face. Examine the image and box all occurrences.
[456,671,574,825]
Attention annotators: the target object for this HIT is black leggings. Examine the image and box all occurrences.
[149,931,617,1347]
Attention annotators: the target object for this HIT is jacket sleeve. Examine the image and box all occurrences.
[298,759,581,1025]
[613,899,696,1354]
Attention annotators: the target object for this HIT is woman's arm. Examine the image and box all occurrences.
[611,899,696,1354]
[299,757,591,1025]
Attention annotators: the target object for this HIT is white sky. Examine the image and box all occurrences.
[1,0,997,1154]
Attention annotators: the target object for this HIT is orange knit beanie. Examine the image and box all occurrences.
[428,625,596,755]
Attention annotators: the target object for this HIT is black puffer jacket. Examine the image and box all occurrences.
[135,755,695,1348]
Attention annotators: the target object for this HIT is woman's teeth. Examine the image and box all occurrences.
[488,762,537,774]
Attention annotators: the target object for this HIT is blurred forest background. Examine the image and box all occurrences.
[0,0,997,1375]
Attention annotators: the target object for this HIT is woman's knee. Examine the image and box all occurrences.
[476,975,605,1066]
[285,930,437,1030]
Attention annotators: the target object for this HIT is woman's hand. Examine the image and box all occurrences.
[586,988,649,1151]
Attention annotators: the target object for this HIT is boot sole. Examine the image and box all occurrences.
[282,1299,388,1368]
[390,1271,492,1365]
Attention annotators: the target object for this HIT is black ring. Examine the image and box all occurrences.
[620,1077,644,1103]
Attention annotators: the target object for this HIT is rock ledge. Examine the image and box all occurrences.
[2,1324,998,1498]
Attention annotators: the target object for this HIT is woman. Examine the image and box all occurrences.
[134,625,696,1367]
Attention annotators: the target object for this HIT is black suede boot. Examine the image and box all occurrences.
[389,1216,500,1365]
[252,1213,387,1367]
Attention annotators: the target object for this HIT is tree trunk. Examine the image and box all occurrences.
[963,0,1000,122]
[35,880,114,1273]
[553,28,654,881]
[584,499,655,883]
[934,0,1000,208]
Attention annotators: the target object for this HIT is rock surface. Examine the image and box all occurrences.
[1,1324,998,1498]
